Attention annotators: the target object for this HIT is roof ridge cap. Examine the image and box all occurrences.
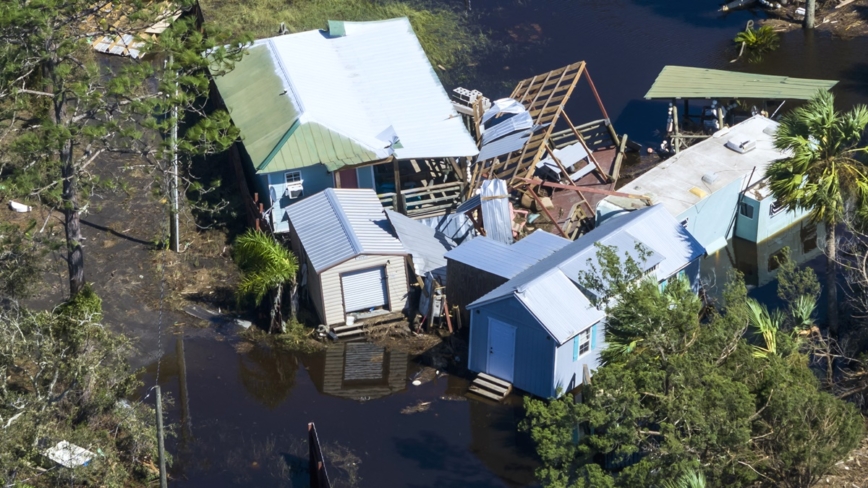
[324,189,364,255]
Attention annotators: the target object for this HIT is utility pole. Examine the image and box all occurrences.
[805,0,815,29]
[156,386,168,488]
[168,55,180,252]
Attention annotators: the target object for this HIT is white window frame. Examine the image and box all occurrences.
[284,171,304,199]
[769,199,786,217]
[739,202,755,219]
[578,328,591,358]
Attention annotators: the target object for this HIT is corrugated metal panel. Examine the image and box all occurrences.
[481,180,513,245]
[510,230,570,256]
[644,66,837,100]
[515,269,605,345]
[476,129,531,162]
[456,194,481,214]
[445,237,539,279]
[481,111,533,146]
[286,188,405,273]
[470,205,706,340]
[341,267,388,312]
[415,212,476,244]
[385,210,456,281]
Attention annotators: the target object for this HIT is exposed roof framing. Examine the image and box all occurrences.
[485,62,586,184]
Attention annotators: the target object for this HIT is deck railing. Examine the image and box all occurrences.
[378,180,464,218]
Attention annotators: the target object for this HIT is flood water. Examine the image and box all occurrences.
[140,1,868,487]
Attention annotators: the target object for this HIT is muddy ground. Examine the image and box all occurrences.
[761,0,868,37]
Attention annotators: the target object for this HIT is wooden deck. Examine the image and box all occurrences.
[467,372,513,402]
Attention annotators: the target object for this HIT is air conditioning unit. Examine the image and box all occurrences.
[284,182,303,199]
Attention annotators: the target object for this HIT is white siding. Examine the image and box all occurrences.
[319,254,408,325]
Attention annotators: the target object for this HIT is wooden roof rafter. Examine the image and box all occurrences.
[488,62,586,185]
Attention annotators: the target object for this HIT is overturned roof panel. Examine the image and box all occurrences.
[645,66,837,100]
[386,210,456,281]
[481,179,513,245]
[445,230,568,279]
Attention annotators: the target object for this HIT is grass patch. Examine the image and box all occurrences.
[199,0,487,81]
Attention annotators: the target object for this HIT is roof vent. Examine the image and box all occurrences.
[762,124,777,137]
[725,138,756,154]
[701,173,719,185]
[327,20,347,37]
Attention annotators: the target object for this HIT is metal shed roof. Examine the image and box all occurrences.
[212,18,479,174]
[385,210,456,281]
[444,230,568,279]
[470,205,705,344]
[286,189,406,272]
[644,66,838,100]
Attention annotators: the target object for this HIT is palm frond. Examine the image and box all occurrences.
[747,298,783,358]
[233,230,299,306]
[661,468,707,488]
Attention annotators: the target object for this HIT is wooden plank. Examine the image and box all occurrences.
[474,378,509,394]
[468,386,505,402]
[477,372,512,387]
[562,111,608,183]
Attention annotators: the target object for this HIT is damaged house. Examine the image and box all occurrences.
[463,205,705,400]
[211,17,479,233]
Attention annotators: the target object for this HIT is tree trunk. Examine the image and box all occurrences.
[826,223,838,337]
[290,280,299,323]
[61,141,85,297]
[270,283,284,334]
[805,0,816,29]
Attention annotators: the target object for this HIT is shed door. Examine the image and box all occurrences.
[487,319,516,383]
[342,267,388,313]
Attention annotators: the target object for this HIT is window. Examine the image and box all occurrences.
[284,171,303,199]
[768,248,786,272]
[680,218,689,228]
[739,202,755,219]
[285,171,302,184]
[573,328,591,361]
[769,199,786,217]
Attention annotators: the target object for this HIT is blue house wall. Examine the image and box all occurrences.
[676,178,742,254]
[735,193,810,243]
[469,297,556,398]
[553,322,605,395]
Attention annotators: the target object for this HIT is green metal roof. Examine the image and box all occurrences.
[212,44,377,174]
[644,66,838,100]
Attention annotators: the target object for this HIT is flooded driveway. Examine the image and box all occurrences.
[132,1,868,487]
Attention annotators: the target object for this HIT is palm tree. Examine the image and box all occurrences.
[233,230,299,333]
[766,90,868,337]
[747,299,784,359]
[662,468,706,488]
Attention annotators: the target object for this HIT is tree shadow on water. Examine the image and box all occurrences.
[839,62,868,97]
[394,431,506,488]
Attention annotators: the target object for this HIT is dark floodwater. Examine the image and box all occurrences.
[140,1,868,487]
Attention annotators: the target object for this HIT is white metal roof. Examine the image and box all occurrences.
[286,189,407,272]
[445,230,569,279]
[256,18,479,161]
[481,179,513,245]
[470,205,706,344]
[385,210,456,281]
[601,115,788,218]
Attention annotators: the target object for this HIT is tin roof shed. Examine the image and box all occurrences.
[285,188,406,273]
[212,18,479,174]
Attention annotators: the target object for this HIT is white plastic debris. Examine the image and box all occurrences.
[44,441,94,468]
[8,201,31,213]
[412,380,422,386]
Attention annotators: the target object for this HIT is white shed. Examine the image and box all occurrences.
[286,189,410,325]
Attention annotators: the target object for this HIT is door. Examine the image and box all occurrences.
[487,319,516,383]
[341,267,388,313]
[336,168,359,189]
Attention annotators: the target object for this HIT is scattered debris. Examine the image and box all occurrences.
[400,400,432,414]
[8,201,31,212]
[44,441,95,468]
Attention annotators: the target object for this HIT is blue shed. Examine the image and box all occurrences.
[467,205,706,398]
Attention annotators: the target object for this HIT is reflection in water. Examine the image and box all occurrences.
[306,343,409,401]
[238,342,299,409]
[701,220,825,302]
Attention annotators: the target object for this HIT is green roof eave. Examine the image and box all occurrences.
[644,66,838,100]
[255,120,381,174]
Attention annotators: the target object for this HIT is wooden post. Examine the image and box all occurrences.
[526,186,568,238]
[308,423,332,488]
[334,170,342,188]
[582,68,610,121]
[392,157,404,215]
[442,294,453,333]
[155,386,168,488]
[672,99,680,154]
[612,134,628,183]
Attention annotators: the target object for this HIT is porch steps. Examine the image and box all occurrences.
[330,323,366,341]
[467,372,512,402]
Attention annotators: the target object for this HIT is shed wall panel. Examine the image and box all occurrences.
[319,255,408,325]
[470,297,556,398]
[446,259,508,329]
